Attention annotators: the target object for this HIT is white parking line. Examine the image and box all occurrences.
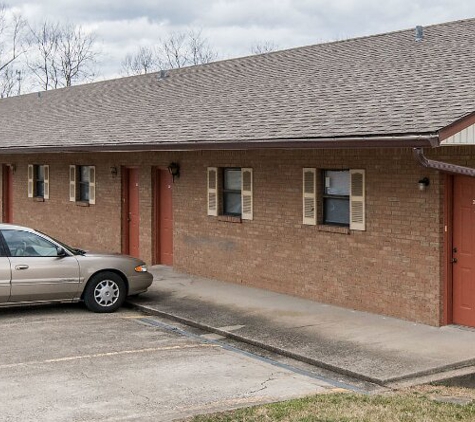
[0,343,218,370]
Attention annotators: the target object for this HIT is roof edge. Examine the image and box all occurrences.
[0,134,439,154]
[439,111,475,141]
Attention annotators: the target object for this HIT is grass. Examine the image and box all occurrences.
[185,385,475,422]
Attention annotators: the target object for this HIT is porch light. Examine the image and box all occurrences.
[167,162,180,182]
[110,166,118,177]
[418,177,430,191]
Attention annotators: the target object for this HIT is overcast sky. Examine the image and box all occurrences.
[5,0,475,81]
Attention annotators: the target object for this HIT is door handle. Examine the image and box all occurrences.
[15,265,29,270]
[451,258,457,264]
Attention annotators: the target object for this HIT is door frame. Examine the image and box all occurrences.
[2,164,13,223]
[443,173,453,325]
[121,167,140,256]
[152,167,173,265]
[152,167,162,265]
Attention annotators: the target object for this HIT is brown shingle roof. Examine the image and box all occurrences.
[1,18,475,151]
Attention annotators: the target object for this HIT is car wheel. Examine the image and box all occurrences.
[84,272,126,313]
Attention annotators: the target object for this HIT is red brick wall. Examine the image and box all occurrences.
[0,152,178,264]
[3,146,473,326]
[173,148,446,326]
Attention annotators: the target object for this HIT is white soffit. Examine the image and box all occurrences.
[441,123,475,145]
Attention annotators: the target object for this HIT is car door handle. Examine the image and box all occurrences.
[15,265,29,270]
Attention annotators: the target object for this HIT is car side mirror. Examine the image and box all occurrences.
[56,247,67,257]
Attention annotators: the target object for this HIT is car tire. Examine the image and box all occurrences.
[84,272,126,313]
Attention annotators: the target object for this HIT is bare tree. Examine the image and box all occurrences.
[123,28,218,75]
[58,24,98,87]
[0,4,27,96]
[251,41,279,55]
[27,21,98,90]
[0,4,26,72]
[187,29,217,66]
[121,46,157,76]
[0,66,15,97]
[27,21,60,90]
[157,31,188,69]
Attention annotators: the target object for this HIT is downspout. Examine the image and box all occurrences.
[413,148,475,177]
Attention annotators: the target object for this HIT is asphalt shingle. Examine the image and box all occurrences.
[1,18,475,151]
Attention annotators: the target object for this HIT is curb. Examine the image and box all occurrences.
[126,301,475,387]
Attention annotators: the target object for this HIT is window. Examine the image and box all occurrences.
[323,170,350,226]
[69,165,96,204]
[223,168,242,215]
[28,164,49,199]
[2,229,58,257]
[207,167,253,220]
[79,166,91,201]
[302,168,365,230]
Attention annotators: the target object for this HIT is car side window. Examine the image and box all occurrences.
[1,230,59,257]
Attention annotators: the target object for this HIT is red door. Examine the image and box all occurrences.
[123,168,140,258]
[453,175,475,327]
[2,165,13,223]
[155,169,173,265]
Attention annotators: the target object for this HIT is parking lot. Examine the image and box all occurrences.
[0,304,342,422]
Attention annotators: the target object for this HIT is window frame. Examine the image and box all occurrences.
[222,167,242,216]
[302,168,365,231]
[69,165,96,205]
[28,164,49,200]
[35,165,45,198]
[78,165,90,202]
[207,167,253,220]
[322,169,350,227]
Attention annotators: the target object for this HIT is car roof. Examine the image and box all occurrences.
[0,223,36,232]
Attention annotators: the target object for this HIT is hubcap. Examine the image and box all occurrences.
[94,280,120,307]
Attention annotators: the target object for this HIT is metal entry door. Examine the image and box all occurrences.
[156,169,173,265]
[453,175,475,327]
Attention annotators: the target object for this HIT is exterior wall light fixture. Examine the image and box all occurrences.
[110,166,118,177]
[418,177,430,191]
[167,162,180,182]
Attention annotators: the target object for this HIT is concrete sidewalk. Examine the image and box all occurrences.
[127,266,475,387]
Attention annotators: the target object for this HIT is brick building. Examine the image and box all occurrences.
[1,19,475,327]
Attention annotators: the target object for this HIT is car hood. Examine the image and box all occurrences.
[77,250,146,265]
[83,251,127,257]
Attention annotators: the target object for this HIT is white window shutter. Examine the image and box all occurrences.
[89,166,96,205]
[27,165,34,198]
[69,165,76,202]
[303,168,316,225]
[43,165,50,199]
[241,168,253,220]
[350,169,365,231]
[207,167,218,216]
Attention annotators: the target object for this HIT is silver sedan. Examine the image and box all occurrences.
[0,224,153,312]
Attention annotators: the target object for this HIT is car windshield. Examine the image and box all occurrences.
[35,230,86,255]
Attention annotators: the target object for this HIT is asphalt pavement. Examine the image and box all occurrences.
[128,265,475,388]
[1,306,338,421]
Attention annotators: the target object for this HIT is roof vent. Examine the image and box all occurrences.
[415,25,423,42]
